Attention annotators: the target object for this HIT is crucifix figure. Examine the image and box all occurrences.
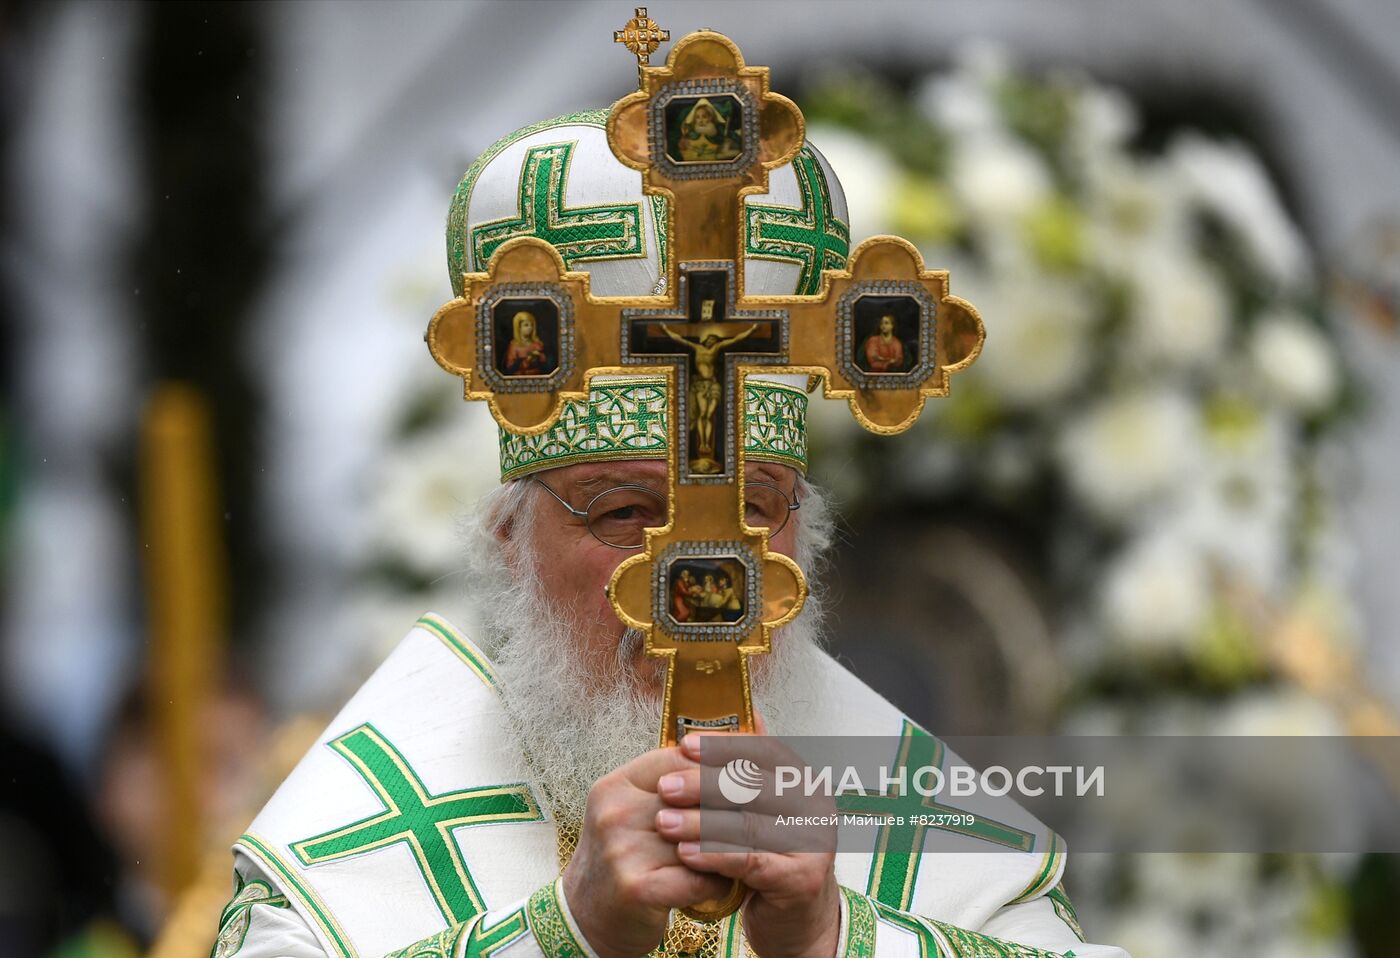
[662,320,755,470]
[625,264,785,478]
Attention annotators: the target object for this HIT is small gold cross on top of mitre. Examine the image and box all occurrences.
[427,28,985,923]
[614,7,670,84]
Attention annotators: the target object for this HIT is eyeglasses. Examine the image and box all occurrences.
[529,476,801,550]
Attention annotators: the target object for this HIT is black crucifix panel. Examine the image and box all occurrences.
[622,262,788,481]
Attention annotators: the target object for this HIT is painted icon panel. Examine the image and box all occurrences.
[852,294,920,375]
[667,555,748,626]
[664,94,745,165]
[492,298,560,378]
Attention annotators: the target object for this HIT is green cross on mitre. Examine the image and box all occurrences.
[471,140,647,276]
[292,724,543,926]
[836,720,1036,911]
[571,393,620,442]
[745,145,851,296]
[446,110,669,297]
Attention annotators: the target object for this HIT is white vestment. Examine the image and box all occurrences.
[220,614,1128,958]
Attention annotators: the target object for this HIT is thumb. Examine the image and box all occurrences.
[753,710,770,736]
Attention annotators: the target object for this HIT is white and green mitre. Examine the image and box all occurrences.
[444,110,851,481]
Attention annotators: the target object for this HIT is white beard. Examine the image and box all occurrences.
[482,570,830,823]
[464,476,837,824]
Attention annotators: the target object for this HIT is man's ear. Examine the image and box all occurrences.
[493,512,515,544]
[489,490,518,545]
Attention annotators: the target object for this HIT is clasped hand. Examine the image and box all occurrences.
[561,724,840,958]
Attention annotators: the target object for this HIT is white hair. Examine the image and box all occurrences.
[461,469,837,822]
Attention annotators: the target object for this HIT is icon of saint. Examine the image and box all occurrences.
[716,573,743,621]
[677,98,741,162]
[692,572,723,623]
[861,313,907,372]
[672,568,695,622]
[503,310,551,376]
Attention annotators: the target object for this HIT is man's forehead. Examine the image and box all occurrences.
[544,459,794,490]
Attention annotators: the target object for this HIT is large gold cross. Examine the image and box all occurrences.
[427,26,984,917]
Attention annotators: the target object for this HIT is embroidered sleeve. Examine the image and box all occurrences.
[526,879,599,958]
[842,885,1132,958]
[379,880,600,958]
[217,857,330,958]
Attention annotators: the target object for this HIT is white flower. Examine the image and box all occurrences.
[1171,409,1294,592]
[1170,133,1310,285]
[363,405,500,577]
[1127,248,1230,368]
[956,41,1013,87]
[1102,531,1210,649]
[969,272,1095,406]
[1250,312,1339,412]
[915,72,1002,139]
[1219,688,1343,737]
[948,133,1052,226]
[804,123,895,244]
[1135,853,1258,911]
[341,589,455,668]
[979,434,1037,491]
[1083,159,1191,276]
[1069,84,1136,157]
[1106,904,1206,958]
[1060,387,1201,520]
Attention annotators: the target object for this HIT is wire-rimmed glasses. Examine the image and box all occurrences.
[530,476,801,549]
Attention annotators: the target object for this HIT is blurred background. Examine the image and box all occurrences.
[2,1,1399,956]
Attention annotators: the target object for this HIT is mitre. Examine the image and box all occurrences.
[443,109,851,480]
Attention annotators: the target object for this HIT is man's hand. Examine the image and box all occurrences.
[563,748,736,958]
[653,731,842,958]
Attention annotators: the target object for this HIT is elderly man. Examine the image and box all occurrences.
[216,112,1127,958]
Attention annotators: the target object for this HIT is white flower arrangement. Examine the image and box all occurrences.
[1058,386,1203,522]
[801,50,1370,947]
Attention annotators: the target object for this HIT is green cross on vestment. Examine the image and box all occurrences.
[471,141,646,272]
[463,907,530,958]
[292,724,542,925]
[836,720,1035,910]
[744,145,851,296]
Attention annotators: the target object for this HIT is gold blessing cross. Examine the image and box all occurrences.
[614,7,670,84]
[428,21,984,921]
